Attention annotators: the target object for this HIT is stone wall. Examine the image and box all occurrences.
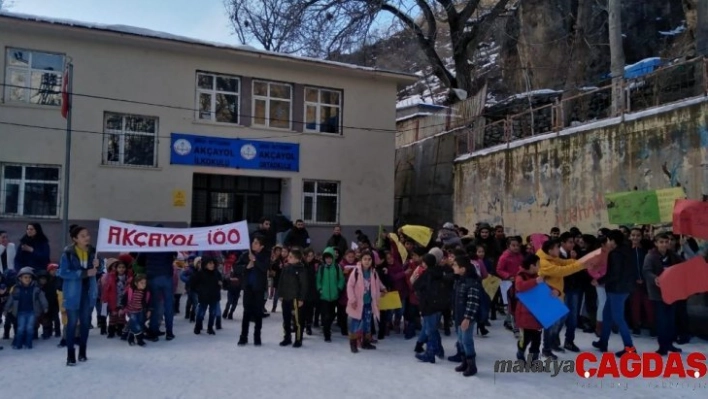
[454,98,708,234]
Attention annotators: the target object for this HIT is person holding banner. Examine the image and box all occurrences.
[237,235,270,347]
[58,225,99,366]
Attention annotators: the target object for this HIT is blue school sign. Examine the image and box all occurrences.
[170,133,299,172]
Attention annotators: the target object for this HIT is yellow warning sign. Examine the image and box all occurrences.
[172,190,186,207]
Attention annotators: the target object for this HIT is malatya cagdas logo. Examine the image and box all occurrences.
[494,348,708,379]
[577,347,707,379]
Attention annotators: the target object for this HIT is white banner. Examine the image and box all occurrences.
[96,218,250,253]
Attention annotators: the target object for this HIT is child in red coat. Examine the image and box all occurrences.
[514,254,544,361]
[101,258,131,339]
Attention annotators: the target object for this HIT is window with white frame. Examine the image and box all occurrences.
[304,87,342,134]
[252,80,292,129]
[1,164,60,217]
[4,48,65,106]
[196,72,240,124]
[302,180,339,224]
[103,112,159,167]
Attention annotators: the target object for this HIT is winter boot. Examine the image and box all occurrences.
[463,356,478,377]
[228,311,234,320]
[349,335,359,353]
[455,357,468,372]
[207,327,216,335]
[98,316,107,335]
[128,334,136,346]
[58,338,66,348]
[216,318,222,330]
[194,321,203,335]
[237,335,248,346]
[107,325,116,339]
[222,309,229,319]
[66,348,77,366]
[414,341,425,353]
[119,325,129,341]
[136,333,146,347]
[78,345,87,362]
[189,312,196,323]
[448,342,464,362]
[362,334,376,350]
[254,333,262,346]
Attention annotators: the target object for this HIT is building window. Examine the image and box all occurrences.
[196,72,240,124]
[191,174,281,226]
[304,87,342,134]
[302,180,339,224]
[252,80,292,129]
[103,112,158,167]
[1,164,60,217]
[4,48,64,106]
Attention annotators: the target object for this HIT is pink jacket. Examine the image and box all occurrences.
[345,264,383,321]
[587,251,609,280]
[497,250,524,280]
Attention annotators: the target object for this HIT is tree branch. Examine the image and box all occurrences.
[415,0,438,40]
[458,0,482,25]
[459,0,511,51]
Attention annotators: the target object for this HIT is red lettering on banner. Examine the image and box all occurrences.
[173,235,186,246]
[108,226,121,244]
[121,229,136,246]
[148,233,161,247]
[227,229,240,244]
[134,232,147,247]
[163,234,174,246]
[187,234,196,246]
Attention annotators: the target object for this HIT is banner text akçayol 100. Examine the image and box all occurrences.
[96,218,250,252]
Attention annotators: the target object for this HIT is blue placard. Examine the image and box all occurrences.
[515,282,569,329]
[170,133,299,172]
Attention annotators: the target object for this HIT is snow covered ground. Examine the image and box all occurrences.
[2,296,706,399]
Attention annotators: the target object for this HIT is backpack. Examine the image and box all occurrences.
[419,269,450,312]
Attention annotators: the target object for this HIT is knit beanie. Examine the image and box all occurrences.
[428,247,444,264]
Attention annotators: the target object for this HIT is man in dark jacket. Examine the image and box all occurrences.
[284,220,311,249]
[643,233,683,355]
[277,248,309,348]
[592,230,636,356]
[251,217,276,252]
[136,240,177,342]
[237,235,270,346]
[325,225,348,256]
[560,232,587,352]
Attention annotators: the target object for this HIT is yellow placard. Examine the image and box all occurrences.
[379,291,402,310]
[483,275,502,300]
[172,190,186,207]
[400,225,433,247]
[656,187,685,222]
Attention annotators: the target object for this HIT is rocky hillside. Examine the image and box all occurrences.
[331,0,696,108]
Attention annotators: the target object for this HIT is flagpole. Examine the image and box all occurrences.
[60,62,73,248]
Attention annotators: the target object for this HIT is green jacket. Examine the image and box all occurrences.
[317,261,345,302]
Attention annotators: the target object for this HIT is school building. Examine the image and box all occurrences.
[0,12,417,255]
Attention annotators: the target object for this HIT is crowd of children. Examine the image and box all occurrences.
[0,221,706,376]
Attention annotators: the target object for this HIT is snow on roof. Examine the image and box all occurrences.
[659,25,686,36]
[396,95,439,109]
[0,11,418,81]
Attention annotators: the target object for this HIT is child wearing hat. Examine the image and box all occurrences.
[4,267,48,349]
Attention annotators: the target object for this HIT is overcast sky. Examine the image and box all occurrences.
[9,0,238,44]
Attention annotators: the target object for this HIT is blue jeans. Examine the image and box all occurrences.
[148,275,174,334]
[653,300,676,350]
[564,290,582,342]
[456,323,476,357]
[422,312,443,356]
[197,300,219,328]
[128,312,145,334]
[66,291,92,351]
[13,311,36,349]
[600,292,633,348]
[543,317,565,351]
[348,303,373,336]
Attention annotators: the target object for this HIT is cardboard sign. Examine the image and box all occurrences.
[672,199,708,240]
[515,282,569,329]
[657,256,708,304]
[605,187,685,225]
[379,291,403,310]
[483,275,502,300]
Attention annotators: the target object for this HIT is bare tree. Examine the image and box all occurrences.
[224,0,513,102]
[608,0,625,116]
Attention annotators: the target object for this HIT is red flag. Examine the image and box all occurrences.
[61,66,69,118]
[672,199,708,240]
[657,256,708,304]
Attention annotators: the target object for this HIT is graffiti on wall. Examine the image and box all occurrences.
[454,102,708,234]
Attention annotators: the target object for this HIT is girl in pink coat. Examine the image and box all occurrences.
[346,250,385,353]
